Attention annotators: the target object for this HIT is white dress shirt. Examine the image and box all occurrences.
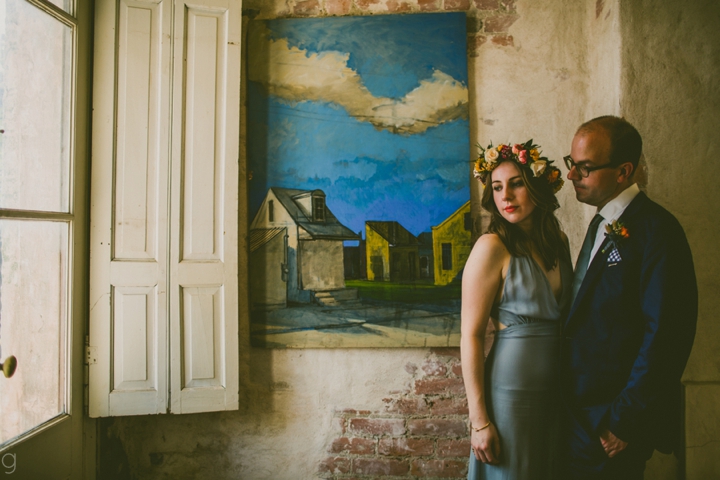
[587,183,641,265]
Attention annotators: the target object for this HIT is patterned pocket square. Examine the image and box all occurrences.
[607,247,623,264]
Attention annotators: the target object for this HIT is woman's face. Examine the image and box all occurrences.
[491,161,536,231]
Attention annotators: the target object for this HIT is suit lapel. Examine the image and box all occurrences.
[565,192,649,328]
[565,237,611,325]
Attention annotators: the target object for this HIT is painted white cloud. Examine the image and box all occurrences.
[248,26,468,135]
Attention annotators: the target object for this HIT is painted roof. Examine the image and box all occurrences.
[271,187,360,240]
[249,227,286,253]
[366,221,418,247]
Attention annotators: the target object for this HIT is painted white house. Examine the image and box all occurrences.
[249,187,359,307]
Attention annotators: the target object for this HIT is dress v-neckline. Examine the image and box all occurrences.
[526,255,563,306]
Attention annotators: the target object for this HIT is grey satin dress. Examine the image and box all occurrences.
[468,253,572,480]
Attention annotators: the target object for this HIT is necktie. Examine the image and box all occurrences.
[572,214,604,301]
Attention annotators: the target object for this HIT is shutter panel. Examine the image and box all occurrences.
[169,0,240,413]
[89,0,172,417]
[89,0,239,416]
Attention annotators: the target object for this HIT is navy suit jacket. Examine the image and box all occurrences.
[563,191,698,454]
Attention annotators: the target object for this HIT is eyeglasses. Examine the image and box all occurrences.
[563,155,617,178]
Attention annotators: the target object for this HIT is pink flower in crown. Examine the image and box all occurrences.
[512,144,522,155]
[518,150,528,164]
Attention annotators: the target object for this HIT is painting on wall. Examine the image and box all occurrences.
[247,12,471,348]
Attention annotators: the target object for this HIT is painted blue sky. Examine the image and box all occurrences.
[247,13,469,238]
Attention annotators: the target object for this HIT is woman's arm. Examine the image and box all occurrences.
[460,234,507,464]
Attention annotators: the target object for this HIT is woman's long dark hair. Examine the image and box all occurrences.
[481,159,567,270]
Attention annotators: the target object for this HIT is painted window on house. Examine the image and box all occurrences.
[464,212,472,231]
[442,243,452,270]
[268,200,274,222]
[313,196,325,222]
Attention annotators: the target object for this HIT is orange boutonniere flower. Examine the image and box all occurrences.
[602,220,629,253]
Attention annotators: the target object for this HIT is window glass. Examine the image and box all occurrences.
[0,0,73,213]
[0,219,68,444]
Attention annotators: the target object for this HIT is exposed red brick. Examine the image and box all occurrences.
[484,13,519,33]
[353,458,409,476]
[450,360,463,377]
[341,409,372,415]
[410,458,467,477]
[437,438,472,457]
[407,418,467,437]
[414,377,465,396]
[294,0,320,15]
[318,456,351,475]
[384,397,431,415]
[378,437,434,456]
[473,0,499,10]
[418,0,439,11]
[356,0,380,9]
[386,0,412,11]
[349,418,406,436]
[431,347,461,359]
[491,34,514,47]
[444,0,469,11]
[421,359,448,377]
[329,437,376,455]
[325,0,352,15]
[431,397,469,415]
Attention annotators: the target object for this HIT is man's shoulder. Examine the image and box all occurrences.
[624,192,685,235]
[622,193,692,260]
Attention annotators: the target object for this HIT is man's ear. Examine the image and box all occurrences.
[617,162,635,183]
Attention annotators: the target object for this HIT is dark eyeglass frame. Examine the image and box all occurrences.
[563,155,618,178]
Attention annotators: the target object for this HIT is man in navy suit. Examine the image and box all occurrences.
[562,116,697,479]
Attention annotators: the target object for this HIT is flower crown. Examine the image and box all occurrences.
[473,139,565,194]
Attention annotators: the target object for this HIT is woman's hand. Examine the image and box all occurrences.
[471,422,501,464]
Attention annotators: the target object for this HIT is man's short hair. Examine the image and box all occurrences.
[576,116,642,170]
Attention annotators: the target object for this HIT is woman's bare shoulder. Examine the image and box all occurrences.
[474,233,506,250]
[470,233,509,263]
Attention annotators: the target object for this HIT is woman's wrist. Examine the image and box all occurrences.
[470,420,492,432]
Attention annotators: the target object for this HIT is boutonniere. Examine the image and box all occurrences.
[601,220,629,254]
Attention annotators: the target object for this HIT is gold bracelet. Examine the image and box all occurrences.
[471,421,491,432]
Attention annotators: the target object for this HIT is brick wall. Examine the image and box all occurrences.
[318,346,487,479]
[246,0,520,57]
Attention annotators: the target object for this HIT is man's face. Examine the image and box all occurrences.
[567,130,622,209]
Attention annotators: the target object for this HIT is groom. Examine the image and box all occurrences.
[561,116,698,479]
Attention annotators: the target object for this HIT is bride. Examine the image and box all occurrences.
[461,141,569,479]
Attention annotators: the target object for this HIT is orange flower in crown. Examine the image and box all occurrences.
[473,139,565,194]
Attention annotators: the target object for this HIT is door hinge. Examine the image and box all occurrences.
[85,346,97,365]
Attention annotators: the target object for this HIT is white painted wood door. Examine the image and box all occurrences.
[89,0,240,417]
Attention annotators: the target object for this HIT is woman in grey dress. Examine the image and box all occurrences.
[461,141,570,479]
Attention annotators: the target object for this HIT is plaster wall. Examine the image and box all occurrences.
[618,1,720,477]
[97,0,719,478]
[469,0,590,252]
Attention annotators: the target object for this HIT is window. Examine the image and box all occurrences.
[269,200,274,222]
[464,212,472,231]
[313,196,325,222]
[0,0,77,447]
[442,243,452,270]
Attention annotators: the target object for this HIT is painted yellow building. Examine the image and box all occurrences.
[365,221,419,282]
[431,201,472,286]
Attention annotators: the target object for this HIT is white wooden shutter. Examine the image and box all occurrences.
[89,0,240,417]
[168,0,240,413]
